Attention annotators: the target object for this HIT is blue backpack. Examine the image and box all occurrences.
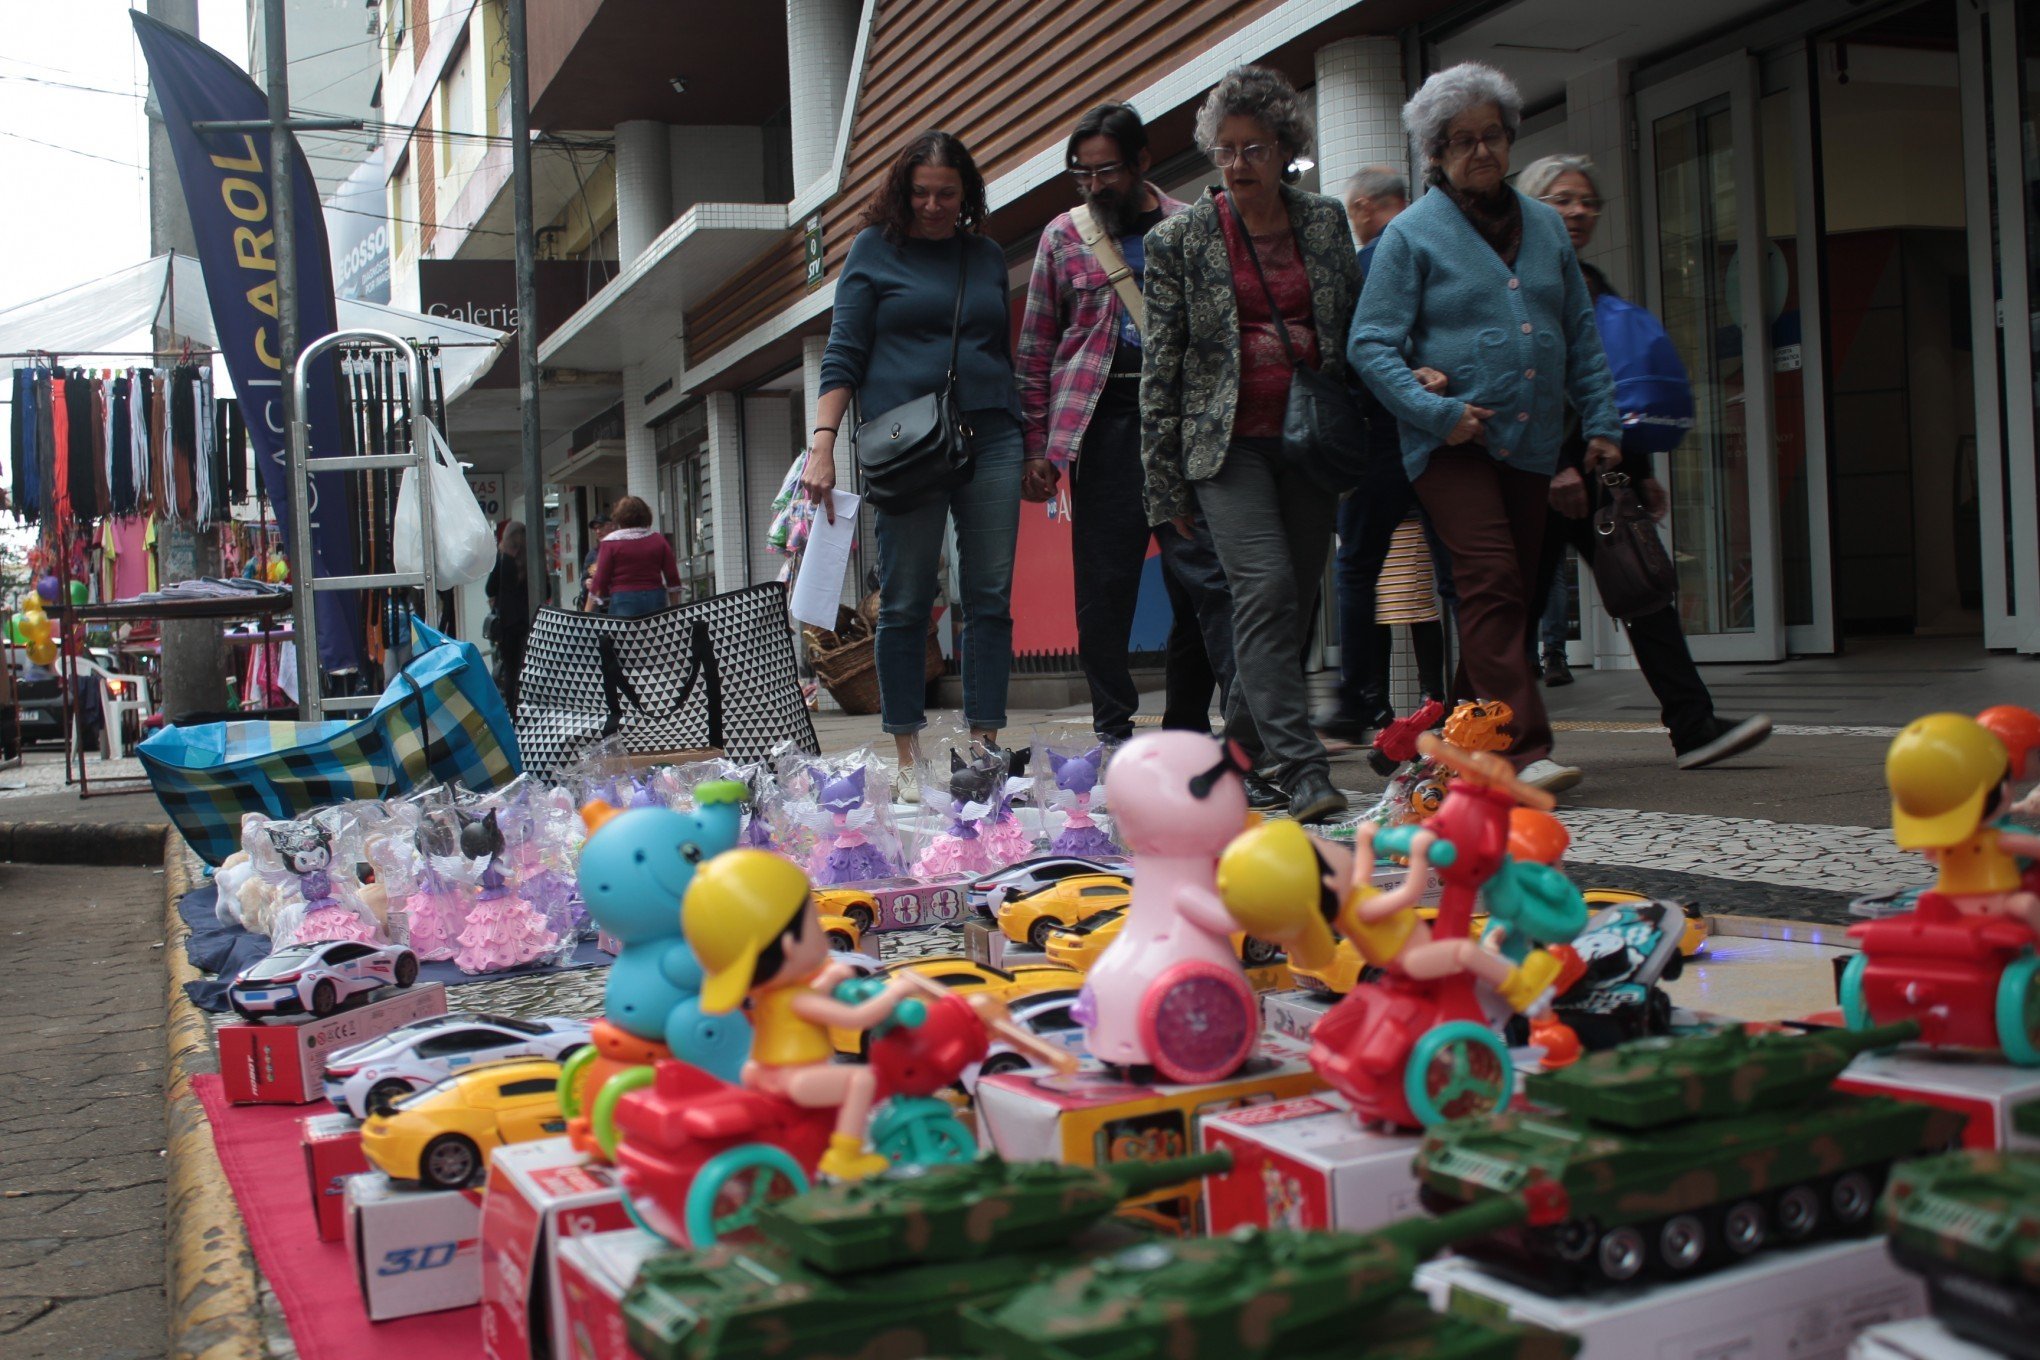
[1594,292,1695,457]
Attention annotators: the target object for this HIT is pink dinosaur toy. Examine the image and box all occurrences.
[1071,732,1277,1083]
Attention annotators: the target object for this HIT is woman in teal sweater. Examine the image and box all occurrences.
[1348,62,1621,793]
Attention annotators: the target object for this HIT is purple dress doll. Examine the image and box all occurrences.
[454,810,558,974]
[1048,746,1118,858]
[498,792,585,944]
[275,822,382,945]
[405,815,469,961]
[804,766,897,885]
[914,749,1005,877]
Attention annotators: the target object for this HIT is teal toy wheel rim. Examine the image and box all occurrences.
[1405,1021,1511,1127]
[683,1145,810,1248]
[1996,952,2040,1066]
[1838,952,1871,1032]
[869,1097,977,1168]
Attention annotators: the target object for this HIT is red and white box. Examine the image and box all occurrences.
[218,982,446,1105]
[1260,988,1335,1043]
[1419,1237,1924,1360]
[1200,1092,1421,1233]
[554,1227,664,1360]
[479,1137,634,1360]
[1834,1049,2040,1151]
[301,1111,367,1242]
[343,1170,484,1321]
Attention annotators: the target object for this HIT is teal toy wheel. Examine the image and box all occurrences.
[869,1096,977,1168]
[1995,952,2040,1066]
[684,1145,810,1248]
[589,1065,655,1163]
[1839,952,1872,1032]
[1405,1021,1511,1126]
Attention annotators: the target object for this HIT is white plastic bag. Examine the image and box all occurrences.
[394,423,496,587]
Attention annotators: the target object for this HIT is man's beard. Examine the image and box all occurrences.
[1084,186,1140,237]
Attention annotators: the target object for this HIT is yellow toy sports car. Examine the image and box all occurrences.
[1043,907,1283,974]
[995,873,1131,949]
[829,955,1083,1056]
[359,1058,567,1188]
[822,912,863,953]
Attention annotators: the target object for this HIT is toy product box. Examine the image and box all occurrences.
[820,874,974,933]
[1260,988,1335,1042]
[1419,1237,1926,1360]
[301,1111,367,1242]
[219,982,447,1105]
[974,1031,1325,1234]
[479,1137,634,1360]
[343,1170,484,1320]
[963,919,1047,971]
[1849,1316,2002,1359]
[1200,1093,1421,1233]
[1833,1049,2040,1150]
[554,1227,664,1360]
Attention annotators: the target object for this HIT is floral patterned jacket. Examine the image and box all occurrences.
[1139,185,1363,526]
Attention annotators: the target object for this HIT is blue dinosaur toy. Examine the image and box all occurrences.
[578,779,752,1081]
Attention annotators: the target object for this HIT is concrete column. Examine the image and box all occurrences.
[787,0,859,195]
[621,363,659,506]
[614,120,673,264]
[1314,36,1406,236]
[740,394,798,590]
[705,392,746,593]
[1563,61,1637,297]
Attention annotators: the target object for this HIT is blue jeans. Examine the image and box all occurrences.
[607,588,668,618]
[1536,557,1569,655]
[874,410,1022,733]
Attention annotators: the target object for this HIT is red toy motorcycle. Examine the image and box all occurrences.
[603,972,1073,1246]
[1843,894,2040,1063]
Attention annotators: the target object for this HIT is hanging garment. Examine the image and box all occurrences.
[149,373,170,520]
[9,368,30,522]
[110,375,134,516]
[222,398,246,505]
[33,368,53,525]
[144,514,159,592]
[66,369,97,522]
[50,374,71,525]
[91,375,111,522]
[132,369,153,515]
[170,366,197,523]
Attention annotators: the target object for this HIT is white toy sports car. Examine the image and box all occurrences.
[322,1011,592,1117]
[226,940,418,1020]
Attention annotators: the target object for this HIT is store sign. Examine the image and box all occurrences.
[328,152,391,303]
[804,214,825,288]
[466,475,504,521]
[417,261,606,387]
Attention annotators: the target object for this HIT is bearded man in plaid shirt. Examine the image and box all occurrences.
[1018,104,1244,758]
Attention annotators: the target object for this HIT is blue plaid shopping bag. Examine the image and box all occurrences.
[139,618,522,864]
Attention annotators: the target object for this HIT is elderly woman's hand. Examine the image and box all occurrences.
[1414,367,1449,394]
[1445,402,1494,446]
[1582,437,1622,474]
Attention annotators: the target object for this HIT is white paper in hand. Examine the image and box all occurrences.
[789,490,862,630]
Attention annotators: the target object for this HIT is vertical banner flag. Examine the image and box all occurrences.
[131,12,363,674]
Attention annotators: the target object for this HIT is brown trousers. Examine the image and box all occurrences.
[1413,446,1553,767]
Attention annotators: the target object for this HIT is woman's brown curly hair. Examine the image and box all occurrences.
[860,130,989,244]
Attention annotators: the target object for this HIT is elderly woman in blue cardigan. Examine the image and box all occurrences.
[1348,63,1621,794]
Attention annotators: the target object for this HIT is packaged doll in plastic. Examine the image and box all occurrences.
[272,820,384,946]
[406,807,474,961]
[453,808,558,974]
[914,745,1008,876]
[212,813,276,929]
[1039,742,1119,858]
[780,750,905,885]
[494,780,586,956]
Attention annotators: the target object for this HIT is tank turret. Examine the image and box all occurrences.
[1883,1149,2040,1357]
[962,1189,1569,1360]
[1417,1021,1965,1293]
[1523,1020,1920,1129]
[760,1151,1231,1273]
[622,1153,1232,1360]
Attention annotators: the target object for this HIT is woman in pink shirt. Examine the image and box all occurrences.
[589,495,679,617]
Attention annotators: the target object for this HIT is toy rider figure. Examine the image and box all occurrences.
[1889,713,2040,923]
[686,849,918,1181]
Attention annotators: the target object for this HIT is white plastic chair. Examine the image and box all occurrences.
[81,658,153,759]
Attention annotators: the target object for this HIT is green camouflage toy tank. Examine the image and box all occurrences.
[1882,1148,2040,1358]
[1415,1020,1967,1292]
[961,1189,1576,1360]
[621,1152,1225,1360]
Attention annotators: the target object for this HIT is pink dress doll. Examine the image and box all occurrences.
[454,810,558,974]
[914,748,1005,877]
[274,822,382,946]
[1047,746,1118,858]
[405,813,470,961]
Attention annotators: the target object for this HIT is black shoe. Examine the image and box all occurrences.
[1676,715,1773,770]
[1541,651,1574,687]
[1313,709,1374,745]
[1288,773,1349,824]
[1244,773,1288,812]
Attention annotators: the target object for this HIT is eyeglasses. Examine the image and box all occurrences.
[1210,143,1280,169]
[1440,128,1511,159]
[1540,192,1604,215]
[1068,161,1128,183]
[1187,739,1254,800]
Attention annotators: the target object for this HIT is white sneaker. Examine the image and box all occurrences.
[1517,758,1583,793]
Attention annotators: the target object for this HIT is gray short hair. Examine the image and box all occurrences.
[1194,65,1315,164]
[1403,62,1523,167]
[1347,164,1409,204]
[1516,154,1599,202]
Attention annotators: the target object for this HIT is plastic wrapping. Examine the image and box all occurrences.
[450,809,559,974]
[913,738,1029,877]
[1034,738,1121,858]
[778,748,907,885]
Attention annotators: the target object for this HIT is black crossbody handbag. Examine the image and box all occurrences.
[1589,470,1679,620]
[852,238,977,513]
[1226,195,1367,492]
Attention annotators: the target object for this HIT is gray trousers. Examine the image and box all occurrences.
[1193,438,1338,789]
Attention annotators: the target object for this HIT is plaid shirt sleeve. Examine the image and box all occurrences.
[1014,215,1122,470]
[1016,229,1062,463]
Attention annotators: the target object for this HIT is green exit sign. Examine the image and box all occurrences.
[803,214,824,288]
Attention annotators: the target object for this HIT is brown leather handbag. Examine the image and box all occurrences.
[1589,471,1679,620]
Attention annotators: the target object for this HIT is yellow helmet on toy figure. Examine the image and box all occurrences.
[1887,714,2011,850]
[1215,819,1339,970]
[683,849,812,1015]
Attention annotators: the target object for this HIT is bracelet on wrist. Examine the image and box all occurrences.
[812,426,838,437]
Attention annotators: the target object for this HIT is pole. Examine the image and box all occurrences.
[507,0,547,621]
[263,0,315,709]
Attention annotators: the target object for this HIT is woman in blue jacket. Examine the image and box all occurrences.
[1348,63,1621,793]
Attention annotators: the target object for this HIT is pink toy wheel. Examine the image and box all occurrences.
[1137,960,1258,1084]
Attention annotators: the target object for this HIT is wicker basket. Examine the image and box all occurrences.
[804,597,943,716]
